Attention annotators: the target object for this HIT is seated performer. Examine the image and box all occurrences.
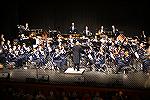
[143,46,150,74]
[53,48,62,70]
[6,40,11,50]
[86,47,95,71]
[137,42,146,60]
[59,46,67,70]
[68,35,75,48]
[72,41,82,71]
[112,25,116,35]
[0,41,6,66]
[95,47,106,71]
[115,49,130,74]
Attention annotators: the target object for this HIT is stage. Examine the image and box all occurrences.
[1,67,150,89]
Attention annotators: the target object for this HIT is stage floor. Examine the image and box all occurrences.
[1,67,150,89]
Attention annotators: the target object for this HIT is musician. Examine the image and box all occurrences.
[115,55,124,74]
[72,41,82,71]
[95,47,105,71]
[12,45,23,68]
[92,36,98,42]
[39,48,46,68]
[1,40,7,53]
[142,46,150,74]
[57,34,63,46]
[7,47,14,62]
[139,31,146,42]
[137,43,146,60]
[109,41,116,57]
[68,35,73,42]
[21,43,28,53]
[86,47,95,71]
[0,34,5,42]
[131,38,139,52]
[34,46,44,68]
[71,22,75,32]
[6,40,11,50]
[60,46,67,70]
[112,25,119,39]
[53,48,62,70]
[25,23,30,31]
[86,39,93,47]
[32,48,38,62]
[68,35,75,48]
[115,29,120,38]
[68,22,79,34]
[83,26,92,36]
[11,45,17,57]
[100,35,106,44]
[115,48,131,74]
[19,33,27,41]
[0,40,8,60]
[122,39,130,50]
[100,26,104,34]
[112,25,116,34]
[0,41,6,65]
[15,45,21,56]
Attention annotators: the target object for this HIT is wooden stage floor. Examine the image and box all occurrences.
[1,67,150,89]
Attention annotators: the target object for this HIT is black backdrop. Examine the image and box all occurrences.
[0,0,149,40]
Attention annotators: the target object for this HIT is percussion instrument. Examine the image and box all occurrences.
[117,34,126,43]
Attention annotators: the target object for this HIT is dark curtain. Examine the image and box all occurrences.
[0,0,149,39]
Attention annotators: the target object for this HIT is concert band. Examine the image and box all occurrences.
[0,23,149,75]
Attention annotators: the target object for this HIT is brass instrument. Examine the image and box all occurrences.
[61,33,81,39]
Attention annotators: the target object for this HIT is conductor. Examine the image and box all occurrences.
[72,41,82,71]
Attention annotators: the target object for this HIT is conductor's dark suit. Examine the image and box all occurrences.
[72,44,82,71]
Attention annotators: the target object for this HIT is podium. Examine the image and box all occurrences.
[64,68,85,75]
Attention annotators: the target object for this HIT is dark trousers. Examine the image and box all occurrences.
[74,63,80,71]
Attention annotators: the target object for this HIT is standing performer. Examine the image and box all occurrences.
[72,41,82,71]
[100,26,104,34]
[0,34,5,42]
[83,26,92,37]
[139,31,147,43]
[68,22,79,34]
